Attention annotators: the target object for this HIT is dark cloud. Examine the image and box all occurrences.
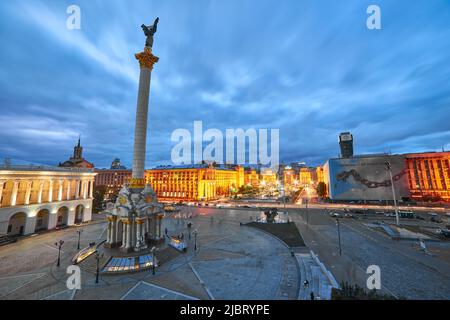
[0,0,449,168]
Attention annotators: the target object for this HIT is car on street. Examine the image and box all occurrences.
[330,212,342,218]
[344,213,354,218]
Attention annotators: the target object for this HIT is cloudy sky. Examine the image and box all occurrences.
[1,0,449,168]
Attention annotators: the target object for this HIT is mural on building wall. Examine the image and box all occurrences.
[328,155,410,201]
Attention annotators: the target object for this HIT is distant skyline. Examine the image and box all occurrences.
[1,0,450,168]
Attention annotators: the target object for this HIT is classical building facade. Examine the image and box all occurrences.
[0,165,96,236]
[405,152,450,202]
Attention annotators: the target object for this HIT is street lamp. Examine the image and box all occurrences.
[55,240,64,267]
[76,228,83,250]
[95,251,104,284]
[193,229,198,251]
[150,246,159,275]
[336,218,342,256]
[187,222,192,240]
[385,161,400,226]
[305,198,309,226]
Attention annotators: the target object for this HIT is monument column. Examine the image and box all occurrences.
[131,46,159,187]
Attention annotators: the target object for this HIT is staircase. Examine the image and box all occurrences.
[296,251,338,300]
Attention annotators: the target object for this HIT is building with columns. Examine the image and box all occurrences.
[0,164,96,237]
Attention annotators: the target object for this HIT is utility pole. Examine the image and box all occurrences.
[385,161,400,226]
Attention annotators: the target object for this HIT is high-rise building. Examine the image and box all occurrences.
[405,151,450,202]
[339,132,354,158]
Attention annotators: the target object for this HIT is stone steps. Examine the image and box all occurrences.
[295,252,336,300]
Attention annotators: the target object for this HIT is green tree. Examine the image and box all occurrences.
[316,182,327,198]
[93,185,107,213]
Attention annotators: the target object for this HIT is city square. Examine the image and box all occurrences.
[0,0,450,306]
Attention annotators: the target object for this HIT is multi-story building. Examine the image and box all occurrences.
[260,168,277,186]
[405,152,450,202]
[0,164,96,237]
[244,168,260,187]
[299,167,316,186]
[145,164,245,201]
[339,132,354,158]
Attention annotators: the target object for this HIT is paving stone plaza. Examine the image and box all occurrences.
[0,208,302,300]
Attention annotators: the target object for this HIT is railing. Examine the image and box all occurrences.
[0,164,94,173]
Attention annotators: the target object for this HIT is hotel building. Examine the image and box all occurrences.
[145,164,245,201]
[0,164,96,237]
[405,152,450,202]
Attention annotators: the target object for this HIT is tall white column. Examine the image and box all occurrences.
[24,180,32,205]
[121,221,127,247]
[66,180,71,200]
[89,180,94,198]
[83,180,88,199]
[48,179,53,203]
[10,180,19,206]
[75,180,80,199]
[58,179,63,201]
[126,221,132,249]
[0,180,6,207]
[132,47,159,181]
[37,180,44,204]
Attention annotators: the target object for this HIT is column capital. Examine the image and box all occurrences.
[135,47,159,70]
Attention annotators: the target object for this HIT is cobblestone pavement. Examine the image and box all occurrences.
[289,208,450,300]
[0,208,299,300]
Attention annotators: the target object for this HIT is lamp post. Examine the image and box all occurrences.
[336,218,342,256]
[305,198,309,226]
[55,240,64,267]
[385,161,400,226]
[76,228,83,250]
[187,222,192,240]
[150,246,158,275]
[95,252,104,284]
[193,229,198,251]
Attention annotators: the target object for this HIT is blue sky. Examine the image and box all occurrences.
[0,0,449,168]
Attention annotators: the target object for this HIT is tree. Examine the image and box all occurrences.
[93,185,107,213]
[316,182,327,198]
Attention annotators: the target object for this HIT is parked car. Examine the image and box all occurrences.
[344,213,354,219]
[430,214,442,223]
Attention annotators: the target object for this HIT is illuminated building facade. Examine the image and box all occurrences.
[299,167,316,186]
[405,152,450,202]
[260,168,277,186]
[145,164,245,201]
[244,168,260,187]
[0,165,96,236]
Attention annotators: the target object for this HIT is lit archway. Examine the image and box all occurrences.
[35,209,50,232]
[8,212,27,236]
[75,204,84,224]
[56,206,69,227]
